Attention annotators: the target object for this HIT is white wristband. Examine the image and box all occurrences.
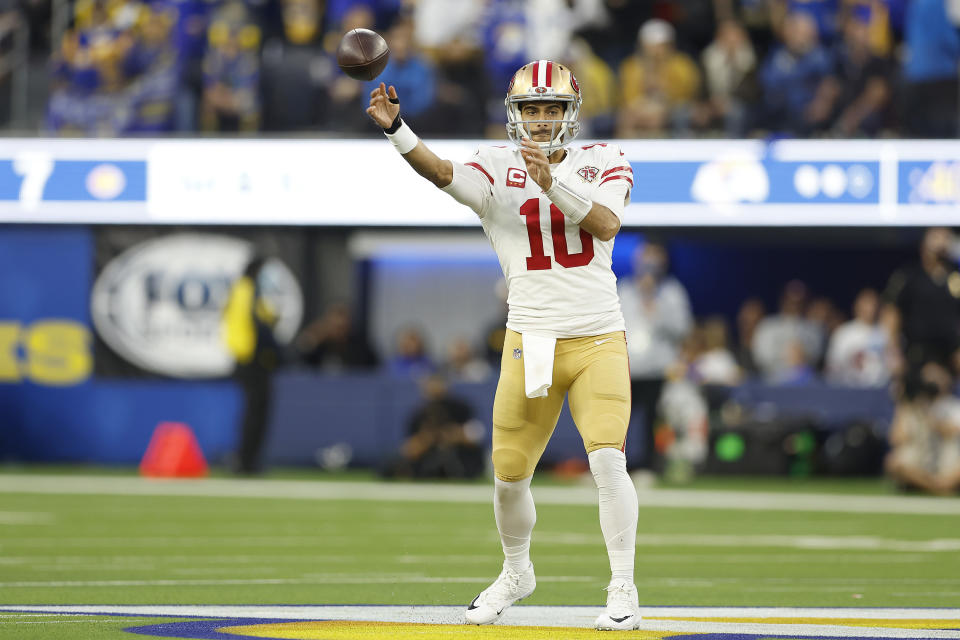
[385,120,419,155]
[545,177,592,224]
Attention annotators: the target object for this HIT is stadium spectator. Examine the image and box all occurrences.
[380,374,484,479]
[758,11,832,136]
[812,9,891,136]
[884,228,960,379]
[658,356,709,482]
[443,336,493,383]
[412,0,485,136]
[772,338,818,385]
[123,2,179,132]
[362,16,435,121]
[295,302,379,371]
[656,0,718,54]
[734,0,777,62]
[162,0,219,131]
[695,19,757,136]
[825,287,892,387]
[322,4,377,133]
[886,361,960,494]
[47,0,135,134]
[480,0,527,111]
[619,239,693,472]
[616,19,701,136]
[735,297,766,375]
[200,2,261,132]
[562,36,617,137]
[581,0,647,66]
[692,316,742,386]
[805,296,843,363]
[389,325,434,377]
[0,0,19,126]
[777,0,840,45]
[222,255,281,475]
[324,0,401,32]
[751,280,823,380]
[900,0,960,138]
[260,0,336,131]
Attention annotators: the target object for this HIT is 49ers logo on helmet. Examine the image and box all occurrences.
[570,73,580,95]
[507,73,516,92]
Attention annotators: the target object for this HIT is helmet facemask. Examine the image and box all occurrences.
[505,97,581,155]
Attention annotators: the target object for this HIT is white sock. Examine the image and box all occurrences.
[588,448,638,585]
[494,476,536,573]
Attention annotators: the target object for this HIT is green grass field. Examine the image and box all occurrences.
[1,469,958,639]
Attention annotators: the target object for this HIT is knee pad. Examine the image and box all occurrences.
[492,447,531,481]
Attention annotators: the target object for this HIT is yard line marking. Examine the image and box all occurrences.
[0,575,592,588]
[538,532,960,552]
[4,605,959,620]
[0,554,366,565]
[0,511,55,525]
[2,474,960,515]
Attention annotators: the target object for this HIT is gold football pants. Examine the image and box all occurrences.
[491,329,631,482]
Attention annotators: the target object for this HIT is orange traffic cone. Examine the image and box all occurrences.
[139,422,209,478]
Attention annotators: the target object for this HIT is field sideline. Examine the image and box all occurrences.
[1,471,958,639]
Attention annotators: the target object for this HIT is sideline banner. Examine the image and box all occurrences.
[0,138,957,226]
[0,228,241,462]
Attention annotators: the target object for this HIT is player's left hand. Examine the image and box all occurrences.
[520,139,553,192]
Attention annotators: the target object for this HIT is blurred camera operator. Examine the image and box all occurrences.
[884,228,960,378]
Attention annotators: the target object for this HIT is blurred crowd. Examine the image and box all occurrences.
[41,0,960,137]
[286,228,960,491]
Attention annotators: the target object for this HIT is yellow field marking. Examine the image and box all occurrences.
[648,617,960,630]
[219,621,675,639]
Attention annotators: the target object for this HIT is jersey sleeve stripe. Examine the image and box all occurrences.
[465,162,494,185]
[599,175,633,187]
[601,165,633,179]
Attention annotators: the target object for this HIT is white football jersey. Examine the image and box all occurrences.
[442,143,633,338]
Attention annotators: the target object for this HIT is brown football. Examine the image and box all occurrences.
[336,28,389,81]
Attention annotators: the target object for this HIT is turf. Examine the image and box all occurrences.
[0,613,202,640]
[1,472,957,639]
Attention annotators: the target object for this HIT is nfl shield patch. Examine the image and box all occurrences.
[513,348,522,359]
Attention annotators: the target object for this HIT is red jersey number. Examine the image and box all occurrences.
[519,198,594,271]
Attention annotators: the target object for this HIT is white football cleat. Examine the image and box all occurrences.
[464,562,536,625]
[595,580,642,630]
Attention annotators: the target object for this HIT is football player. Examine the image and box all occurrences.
[366,60,640,631]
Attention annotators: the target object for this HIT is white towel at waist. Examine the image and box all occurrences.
[521,333,557,398]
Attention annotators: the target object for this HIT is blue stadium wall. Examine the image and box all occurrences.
[0,225,901,469]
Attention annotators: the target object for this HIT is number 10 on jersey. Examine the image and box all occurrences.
[519,198,595,271]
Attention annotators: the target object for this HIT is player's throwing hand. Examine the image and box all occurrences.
[520,139,553,191]
[367,83,400,128]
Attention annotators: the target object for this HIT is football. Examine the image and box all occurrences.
[336,28,389,81]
